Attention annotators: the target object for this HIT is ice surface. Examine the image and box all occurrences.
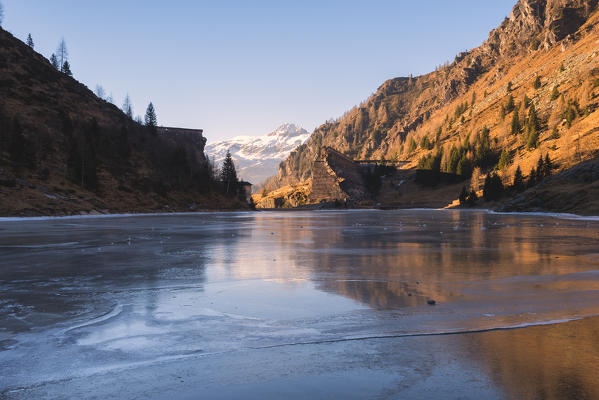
[2,210,599,399]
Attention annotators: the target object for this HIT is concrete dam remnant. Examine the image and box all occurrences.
[256,147,408,208]
[309,147,408,204]
[309,147,364,204]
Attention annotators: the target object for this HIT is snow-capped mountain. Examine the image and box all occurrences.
[205,123,311,185]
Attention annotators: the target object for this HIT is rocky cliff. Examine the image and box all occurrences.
[274,0,599,204]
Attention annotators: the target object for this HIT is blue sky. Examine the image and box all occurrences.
[2,0,515,142]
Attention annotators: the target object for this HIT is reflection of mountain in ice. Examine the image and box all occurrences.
[205,123,311,185]
[3,210,599,398]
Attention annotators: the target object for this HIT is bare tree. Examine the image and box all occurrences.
[470,167,483,192]
[56,39,68,72]
[122,94,133,118]
[95,85,105,99]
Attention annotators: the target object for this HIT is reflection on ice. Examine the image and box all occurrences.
[2,210,599,399]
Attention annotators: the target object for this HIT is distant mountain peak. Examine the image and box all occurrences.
[267,123,309,138]
[205,124,311,185]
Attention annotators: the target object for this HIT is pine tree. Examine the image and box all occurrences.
[435,126,442,143]
[527,128,539,150]
[513,166,524,192]
[0,2,4,27]
[220,151,238,196]
[445,145,460,173]
[26,34,34,49]
[543,154,553,177]
[50,54,59,69]
[497,148,511,170]
[511,108,521,135]
[456,156,471,177]
[536,155,545,182]
[483,172,504,201]
[528,167,537,188]
[564,100,578,127]
[62,61,72,77]
[506,95,515,112]
[533,75,542,89]
[122,94,133,119]
[526,103,539,149]
[144,102,157,132]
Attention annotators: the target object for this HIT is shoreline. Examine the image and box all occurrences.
[2,207,598,222]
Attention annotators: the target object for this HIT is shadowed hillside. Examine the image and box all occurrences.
[0,28,246,216]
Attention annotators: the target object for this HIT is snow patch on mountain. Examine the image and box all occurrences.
[205,124,311,185]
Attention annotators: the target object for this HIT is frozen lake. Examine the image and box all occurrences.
[1,210,599,399]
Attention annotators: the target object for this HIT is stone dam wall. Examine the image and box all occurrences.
[309,147,367,204]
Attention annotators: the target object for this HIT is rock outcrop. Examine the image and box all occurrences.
[158,127,207,164]
[253,179,311,209]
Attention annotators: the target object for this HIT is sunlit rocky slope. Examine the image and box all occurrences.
[269,0,599,213]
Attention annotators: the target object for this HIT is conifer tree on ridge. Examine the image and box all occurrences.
[220,151,238,196]
[144,102,157,133]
